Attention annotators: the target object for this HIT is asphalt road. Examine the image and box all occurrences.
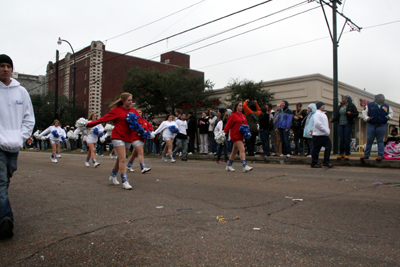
[1,151,399,266]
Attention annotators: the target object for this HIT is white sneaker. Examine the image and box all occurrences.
[286,154,292,158]
[209,152,213,155]
[243,165,253,172]
[94,162,100,168]
[101,155,104,157]
[179,152,182,157]
[279,154,285,157]
[162,158,167,162]
[85,162,90,167]
[122,181,132,190]
[56,154,61,158]
[171,158,176,163]
[188,152,193,155]
[226,165,235,172]
[141,167,151,174]
[128,167,135,172]
[110,155,113,158]
[51,158,56,163]
[307,155,312,158]
[109,175,120,185]
[54,158,58,163]
[272,153,277,156]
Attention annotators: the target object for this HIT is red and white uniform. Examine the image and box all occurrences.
[224,111,248,143]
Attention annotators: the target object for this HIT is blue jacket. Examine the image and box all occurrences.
[276,101,293,130]
[303,104,317,138]
[367,102,390,125]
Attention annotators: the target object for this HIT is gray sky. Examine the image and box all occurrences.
[3,0,400,102]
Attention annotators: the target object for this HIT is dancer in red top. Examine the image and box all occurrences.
[86,92,139,190]
[224,102,254,172]
[126,109,153,174]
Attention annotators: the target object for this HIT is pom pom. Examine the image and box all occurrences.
[93,127,99,136]
[239,124,252,139]
[100,136,106,143]
[104,123,113,132]
[126,113,145,133]
[75,117,88,129]
[98,132,104,138]
[61,136,66,143]
[51,130,59,138]
[214,131,226,144]
[33,130,41,140]
[168,125,179,134]
[141,131,152,140]
[150,131,156,139]
[40,136,47,141]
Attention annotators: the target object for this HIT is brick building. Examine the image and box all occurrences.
[12,72,46,96]
[46,41,204,117]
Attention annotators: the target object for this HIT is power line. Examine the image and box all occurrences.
[147,1,309,60]
[104,0,206,43]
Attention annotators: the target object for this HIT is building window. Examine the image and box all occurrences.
[84,101,86,108]
[84,87,86,94]
[85,59,88,66]
[84,73,87,80]
[165,59,170,64]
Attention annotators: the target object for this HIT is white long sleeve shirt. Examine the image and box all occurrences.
[312,110,330,136]
[40,126,66,141]
[154,120,178,140]
[176,119,188,135]
[361,104,394,122]
[0,78,35,152]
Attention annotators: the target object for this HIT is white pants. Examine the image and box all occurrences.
[200,134,208,153]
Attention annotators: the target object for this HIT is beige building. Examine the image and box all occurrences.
[210,74,400,145]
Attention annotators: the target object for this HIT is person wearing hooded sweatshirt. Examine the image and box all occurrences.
[311,102,333,168]
[0,55,35,239]
[276,100,293,157]
[243,99,261,156]
[303,104,317,157]
[330,94,359,160]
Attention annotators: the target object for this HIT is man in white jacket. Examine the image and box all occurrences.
[0,55,35,239]
[311,102,333,168]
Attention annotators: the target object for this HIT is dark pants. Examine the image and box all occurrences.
[69,139,75,151]
[0,150,19,221]
[246,131,258,156]
[338,124,353,155]
[260,129,270,156]
[188,134,195,153]
[209,132,217,153]
[293,128,304,155]
[278,129,291,155]
[96,142,105,155]
[305,138,313,155]
[311,136,332,166]
[216,139,229,162]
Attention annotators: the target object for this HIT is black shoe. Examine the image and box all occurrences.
[323,163,333,168]
[311,164,322,168]
[181,158,187,161]
[0,217,14,240]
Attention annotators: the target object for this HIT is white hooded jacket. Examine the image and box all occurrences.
[0,78,35,152]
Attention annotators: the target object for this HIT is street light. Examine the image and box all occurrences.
[57,37,76,125]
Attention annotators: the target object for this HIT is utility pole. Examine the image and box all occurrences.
[55,50,59,120]
[314,0,361,154]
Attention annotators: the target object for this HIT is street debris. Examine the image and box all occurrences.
[292,199,303,202]
[253,228,261,231]
[216,215,227,223]
[156,206,164,209]
[177,207,192,211]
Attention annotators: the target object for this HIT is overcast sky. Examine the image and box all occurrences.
[3,0,399,102]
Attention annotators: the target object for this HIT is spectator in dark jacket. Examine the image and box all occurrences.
[198,112,209,154]
[292,103,307,155]
[187,112,196,154]
[276,100,293,157]
[259,106,270,157]
[243,99,261,156]
[330,95,359,160]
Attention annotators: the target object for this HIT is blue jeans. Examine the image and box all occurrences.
[259,129,270,156]
[0,150,19,221]
[216,139,229,162]
[293,128,304,155]
[81,139,87,151]
[278,129,291,155]
[305,138,313,155]
[311,136,331,166]
[338,124,353,155]
[209,132,216,153]
[269,130,276,153]
[69,139,75,151]
[173,138,188,159]
[364,124,387,158]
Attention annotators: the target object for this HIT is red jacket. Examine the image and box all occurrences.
[133,117,153,142]
[224,111,248,143]
[86,106,140,143]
